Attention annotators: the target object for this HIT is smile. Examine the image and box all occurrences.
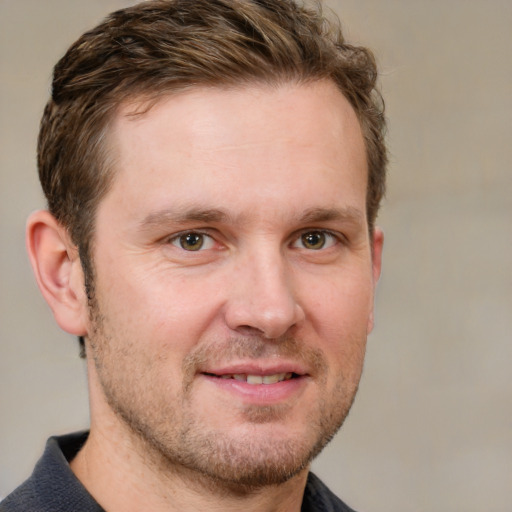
[200,369,307,402]
[220,373,294,384]
[203,372,298,384]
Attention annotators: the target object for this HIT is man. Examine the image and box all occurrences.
[1,0,386,511]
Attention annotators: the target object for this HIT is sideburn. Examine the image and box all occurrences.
[77,240,96,359]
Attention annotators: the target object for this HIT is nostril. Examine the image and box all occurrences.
[235,325,268,337]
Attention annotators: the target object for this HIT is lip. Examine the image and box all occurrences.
[200,360,309,377]
[198,360,310,404]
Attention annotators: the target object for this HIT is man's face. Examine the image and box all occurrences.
[85,80,382,487]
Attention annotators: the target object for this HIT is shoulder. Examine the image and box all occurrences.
[0,433,102,512]
[302,472,359,512]
[1,478,38,512]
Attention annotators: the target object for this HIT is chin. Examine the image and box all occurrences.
[145,407,346,491]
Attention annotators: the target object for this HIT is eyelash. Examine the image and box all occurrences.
[168,231,216,251]
[167,229,344,252]
[292,230,341,250]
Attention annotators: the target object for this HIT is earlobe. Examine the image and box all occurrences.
[26,210,88,336]
[367,227,384,334]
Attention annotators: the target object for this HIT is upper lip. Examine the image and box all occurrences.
[200,361,309,377]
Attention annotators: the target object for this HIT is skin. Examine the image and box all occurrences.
[27,79,383,512]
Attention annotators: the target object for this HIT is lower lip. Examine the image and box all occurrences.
[200,374,309,404]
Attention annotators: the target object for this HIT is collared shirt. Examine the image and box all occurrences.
[1,432,357,512]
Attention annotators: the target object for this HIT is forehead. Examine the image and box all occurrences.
[102,80,367,225]
[113,80,364,157]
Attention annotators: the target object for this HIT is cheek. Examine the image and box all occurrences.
[305,270,374,333]
[95,263,225,354]
[303,271,373,370]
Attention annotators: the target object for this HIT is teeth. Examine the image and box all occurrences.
[223,373,293,384]
[247,375,263,384]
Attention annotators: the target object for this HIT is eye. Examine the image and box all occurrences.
[293,230,338,250]
[170,232,215,251]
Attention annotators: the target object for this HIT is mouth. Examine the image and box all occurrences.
[199,366,309,403]
[203,372,297,385]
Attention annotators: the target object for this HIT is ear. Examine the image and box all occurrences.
[26,210,88,336]
[367,227,384,334]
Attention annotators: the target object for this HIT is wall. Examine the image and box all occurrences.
[1,1,511,510]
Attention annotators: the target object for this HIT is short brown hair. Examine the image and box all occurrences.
[38,0,387,352]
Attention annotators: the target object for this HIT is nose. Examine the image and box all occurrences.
[224,249,305,339]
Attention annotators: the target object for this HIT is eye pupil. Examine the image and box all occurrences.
[180,233,204,251]
[302,231,325,249]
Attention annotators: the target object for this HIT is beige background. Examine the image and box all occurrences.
[1,1,511,510]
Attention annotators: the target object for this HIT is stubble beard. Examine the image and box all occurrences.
[87,301,362,492]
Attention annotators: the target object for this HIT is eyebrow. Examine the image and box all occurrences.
[138,205,364,231]
[298,206,364,226]
[139,207,229,230]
